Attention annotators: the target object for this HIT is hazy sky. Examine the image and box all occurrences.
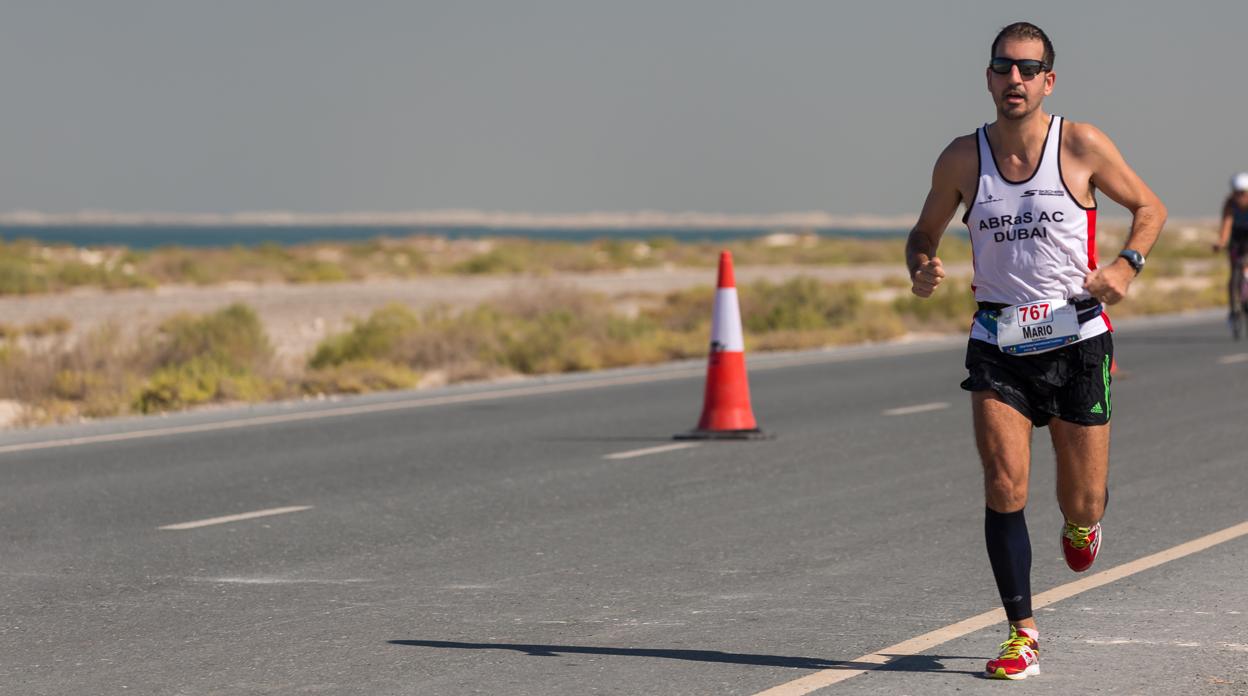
[2,1,1245,218]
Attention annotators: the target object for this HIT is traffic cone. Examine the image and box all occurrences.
[675,251,769,440]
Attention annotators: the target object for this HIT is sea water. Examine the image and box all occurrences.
[0,225,913,250]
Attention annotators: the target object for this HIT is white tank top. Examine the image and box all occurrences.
[964,115,1109,344]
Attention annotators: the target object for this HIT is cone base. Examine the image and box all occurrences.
[674,428,773,441]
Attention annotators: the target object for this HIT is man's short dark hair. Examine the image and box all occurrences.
[991,22,1055,69]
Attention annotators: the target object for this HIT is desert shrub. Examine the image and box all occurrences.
[286,260,348,283]
[0,257,49,294]
[646,286,714,333]
[452,247,534,274]
[131,304,278,413]
[1110,276,1227,318]
[133,357,275,413]
[146,247,222,284]
[23,316,72,337]
[301,359,420,394]
[144,303,272,371]
[309,304,421,368]
[892,278,979,329]
[741,277,865,332]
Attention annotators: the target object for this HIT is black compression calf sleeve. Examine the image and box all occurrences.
[985,507,1033,621]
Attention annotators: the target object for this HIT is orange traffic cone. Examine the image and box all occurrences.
[675,251,769,440]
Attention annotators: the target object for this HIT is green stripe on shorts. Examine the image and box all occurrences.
[1103,354,1112,420]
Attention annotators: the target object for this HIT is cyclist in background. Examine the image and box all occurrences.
[1214,173,1248,339]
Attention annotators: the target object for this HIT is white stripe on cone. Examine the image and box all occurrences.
[710,288,745,353]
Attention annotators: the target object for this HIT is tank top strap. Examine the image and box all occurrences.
[976,124,999,179]
[1038,115,1062,177]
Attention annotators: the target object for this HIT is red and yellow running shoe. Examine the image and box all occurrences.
[1062,520,1102,572]
[985,625,1039,680]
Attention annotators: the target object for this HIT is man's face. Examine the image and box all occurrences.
[1235,190,1248,207]
[986,38,1054,120]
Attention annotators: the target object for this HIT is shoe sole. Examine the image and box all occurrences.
[986,664,1040,680]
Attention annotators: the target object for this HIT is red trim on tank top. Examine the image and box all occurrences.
[1086,209,1098,269]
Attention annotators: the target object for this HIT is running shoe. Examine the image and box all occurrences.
[1061,520,1102,572]
[984,625,1040,680]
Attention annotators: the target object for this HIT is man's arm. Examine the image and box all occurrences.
[907,137,971,297]
[1071,123,1168,304]
[1214,198,1233,252]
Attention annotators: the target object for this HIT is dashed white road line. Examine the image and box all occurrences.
[1217,353,1248,365]
[158,505,313,530]
[882,401,951,416]
[183,576,371,585]
[604,443,700,460]
[751,518,1248,695]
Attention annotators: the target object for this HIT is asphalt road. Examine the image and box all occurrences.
[1,310,1245,695]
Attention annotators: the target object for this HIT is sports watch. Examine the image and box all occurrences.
[1118,249,1145,275]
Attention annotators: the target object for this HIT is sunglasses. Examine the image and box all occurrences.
[989,57,1049,79]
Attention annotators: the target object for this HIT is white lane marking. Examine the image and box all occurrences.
[604,442,700,460]
[1217,353,1248,364]
[158,505,312,530]
[752,518,1248,695]
[882,401,950,416]
[184,576,370,585]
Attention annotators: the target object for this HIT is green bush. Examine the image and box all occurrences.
[646,287,714,333]
[309,304,421,368]
[148,304,272,371]
[287,260,348,283]
[452,248,531,274]
[742,277,865,332]
[0,257,49,295]
[301,360,420,394]
[892,278,979,328]
[133,357,272,413]
[131,304,277,413]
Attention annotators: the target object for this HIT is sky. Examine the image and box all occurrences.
[1,1,1245,220]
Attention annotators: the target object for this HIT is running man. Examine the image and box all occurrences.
[904,22,1166,680]
[1213,172,1248,339]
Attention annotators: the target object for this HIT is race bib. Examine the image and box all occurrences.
[996,299,1080,355]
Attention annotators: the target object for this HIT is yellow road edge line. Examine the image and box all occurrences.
[752,519,1248,695]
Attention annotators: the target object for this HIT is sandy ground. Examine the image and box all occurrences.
[2,263,961,365]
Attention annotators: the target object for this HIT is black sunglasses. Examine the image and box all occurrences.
[989,57,1049,79]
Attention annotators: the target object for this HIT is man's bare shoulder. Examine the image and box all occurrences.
[1060,119,1116,159]
[934,133,978,177]
[939,133,978,161]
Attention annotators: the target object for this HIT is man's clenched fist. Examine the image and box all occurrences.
[911,257,945,298]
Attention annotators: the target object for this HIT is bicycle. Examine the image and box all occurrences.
[1224,244,1248,340]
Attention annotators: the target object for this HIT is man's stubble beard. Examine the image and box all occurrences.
[997,98,1038,121]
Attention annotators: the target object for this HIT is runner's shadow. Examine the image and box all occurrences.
[387,640,981,675]
[540,436,681,443]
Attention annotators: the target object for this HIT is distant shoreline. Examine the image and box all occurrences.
[0,224,920,250]
[0,209,920,229]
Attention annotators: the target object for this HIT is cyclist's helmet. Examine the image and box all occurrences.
[1233,172,1248,192]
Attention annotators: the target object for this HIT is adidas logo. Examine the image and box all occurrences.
[1090,403,1104,414]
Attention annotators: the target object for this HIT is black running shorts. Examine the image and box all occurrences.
[960,332,1113,427]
